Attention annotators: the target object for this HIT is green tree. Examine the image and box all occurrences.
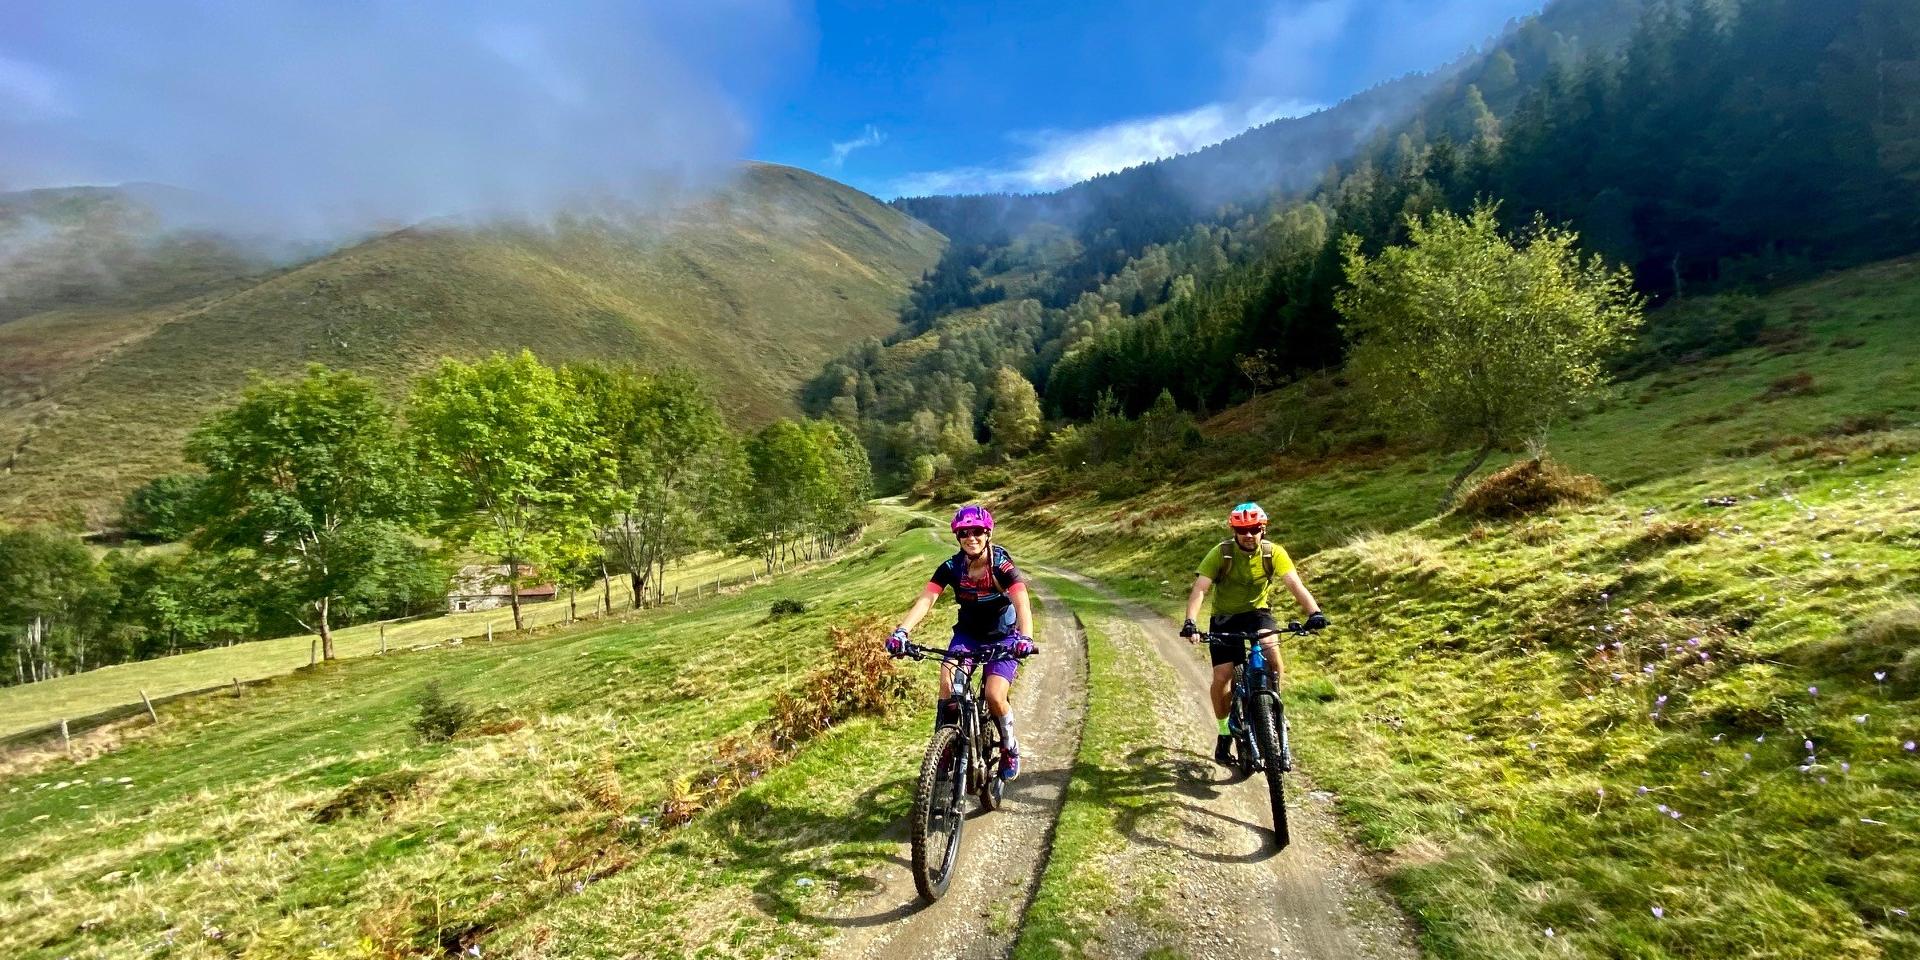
[0,528,107,683]
[120,474,208,542]
[572,364,740,609]
[187,365,428,660]
[986,367,1043,457]
[409,352,616,632]
[1336,203,1643,509]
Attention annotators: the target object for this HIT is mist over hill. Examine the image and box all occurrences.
[0,163,944,527]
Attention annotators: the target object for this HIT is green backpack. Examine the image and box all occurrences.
[1217,539,1277,584]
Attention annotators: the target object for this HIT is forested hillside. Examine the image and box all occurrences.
[0,163,944,526]
[813,0,1919,488]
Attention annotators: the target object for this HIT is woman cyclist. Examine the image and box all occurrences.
[887,505,1036,780]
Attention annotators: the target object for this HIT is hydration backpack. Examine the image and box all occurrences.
[1217,539,1277,584]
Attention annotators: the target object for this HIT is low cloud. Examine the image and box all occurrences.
[0,1,804,240]
[1238,0,1542,101]
[827,125,885,168]
[890,98,1317,197]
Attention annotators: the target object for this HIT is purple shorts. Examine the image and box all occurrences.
[949,631,1019,684]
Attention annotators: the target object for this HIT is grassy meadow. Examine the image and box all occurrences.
[0,518,979,959]
[983,256,1920,958]
[0,548,774,742]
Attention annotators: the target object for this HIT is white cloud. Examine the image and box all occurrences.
[827,124,884,167]
[890,97,1317,197]
[0,54,70,120]
[1238,0,1542,101]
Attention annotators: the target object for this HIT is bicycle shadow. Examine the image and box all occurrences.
[698,761,1077,930]
[1075,744,1281,865]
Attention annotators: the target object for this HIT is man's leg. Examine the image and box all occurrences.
[1210,662,1236,763]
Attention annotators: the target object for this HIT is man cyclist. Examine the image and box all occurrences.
[887,505,1037,780]
[1178,502,1327,765]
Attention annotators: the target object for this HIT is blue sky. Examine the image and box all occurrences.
[0,0,1545,229]
[757,0,1547,198]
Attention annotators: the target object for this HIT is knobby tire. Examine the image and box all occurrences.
[911,725,967,902]
[1253,692,1290,849]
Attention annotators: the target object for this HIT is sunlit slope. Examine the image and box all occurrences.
[989,255,1920,959]
[0,163,944,526]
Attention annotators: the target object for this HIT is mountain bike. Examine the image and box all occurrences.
[893,638,1037,902]
[1202,622,1312,849]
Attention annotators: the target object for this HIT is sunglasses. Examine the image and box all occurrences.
[955,527,990,539]
[1232,526,1265,536]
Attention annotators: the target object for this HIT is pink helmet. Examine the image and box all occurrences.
[951,504,994,533]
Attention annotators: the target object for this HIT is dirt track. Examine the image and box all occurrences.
[824,581,1090,960]
[821,516,1420,959]
[1044,566,1422,960]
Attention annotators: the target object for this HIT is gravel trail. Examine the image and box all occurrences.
[823,581,1090,960]
[1040,565,1423,960]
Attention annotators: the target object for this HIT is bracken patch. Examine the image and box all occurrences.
[1455,458,1607,519]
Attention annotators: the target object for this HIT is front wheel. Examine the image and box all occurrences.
[1252,693,1290,850]
[911,725,968,902]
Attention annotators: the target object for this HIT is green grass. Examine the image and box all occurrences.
[990,256,1920,958]
[0,163,945,527]
[0,517,968,959]
[1012,573,1186,960]
[0,546,785,742]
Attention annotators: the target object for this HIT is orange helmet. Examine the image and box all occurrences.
[1228,502,1267,531]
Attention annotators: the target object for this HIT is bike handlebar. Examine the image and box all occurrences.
[1197,623,1315,642]
[897,640,1039,663]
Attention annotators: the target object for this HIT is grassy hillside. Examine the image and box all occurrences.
[0,517,976,959]
[987,256,1920,958]
[0,164,944,526]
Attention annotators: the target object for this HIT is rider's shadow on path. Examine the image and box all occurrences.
[702,762,1077,927]
[1083,744,1279,865]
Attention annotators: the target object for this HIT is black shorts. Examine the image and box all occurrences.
[1207,610,1279,667]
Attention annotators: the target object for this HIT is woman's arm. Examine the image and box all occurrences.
[1009,582,1034,637]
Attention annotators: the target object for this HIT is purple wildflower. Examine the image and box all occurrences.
[1810,686,1819,696]
[1657,803,1669,813]
[1906,741,1916,751]
[1670,810,1682,819]
[1805,739,1816,752]
[1637,785,1650,795]
[1875,671,1887,682]
[1651,906,1665,919]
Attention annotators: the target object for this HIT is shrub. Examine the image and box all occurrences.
[766,617,915,752]
[768,597,807,618]
[1455,458,1606,519]
[970,467,1012,490]
[904,516,938,531]
[412,682,473,742]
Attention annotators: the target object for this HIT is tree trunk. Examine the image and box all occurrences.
[629,569,647,609]
[1441,442,1496,513]
[507,555,524,631]
[601,560,612,613]
[317,595,336,661]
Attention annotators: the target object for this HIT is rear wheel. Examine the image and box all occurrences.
[1252,692,1290,849]
[911,725,968,902]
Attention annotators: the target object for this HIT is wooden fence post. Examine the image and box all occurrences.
[487,622,494,643]
[139,689,159,725]
[379,622,387,656]
[60,718,71,755]
[310,639,317,666]
[232,677,243,697]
